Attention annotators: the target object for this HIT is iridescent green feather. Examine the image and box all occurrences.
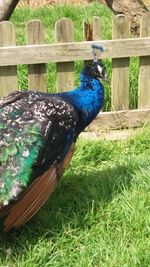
[0,124,44,203]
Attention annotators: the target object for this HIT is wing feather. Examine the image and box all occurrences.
[4,168,57,232]
[3,142,75,231]
[0,91,26,108]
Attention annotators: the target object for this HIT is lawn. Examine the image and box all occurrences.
[0,2,149,267]
[0,127,150,266]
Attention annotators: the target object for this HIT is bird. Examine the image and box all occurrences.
[0,50,107,232]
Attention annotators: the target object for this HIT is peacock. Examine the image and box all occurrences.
[0,45,107,232]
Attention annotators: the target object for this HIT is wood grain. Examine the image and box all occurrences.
[0,21,17,97]
[112,15,130,110]
[138,13,150,108]
[89,108,150,131]
[0,37,150,66]
[55,18,74,92]
[26,20,46,92]
[83,16,102,66]
[93,16,102,41]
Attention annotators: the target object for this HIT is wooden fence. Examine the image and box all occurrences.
[0,14,150,131]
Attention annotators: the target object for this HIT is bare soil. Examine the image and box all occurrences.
[19,0,105,8]
[19,0,150,8]
[19,0,90,8]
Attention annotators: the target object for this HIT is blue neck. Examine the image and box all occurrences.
[59,72,104,130]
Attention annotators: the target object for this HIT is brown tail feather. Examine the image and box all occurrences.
[4,168,57,232]
[3,142,76,232]
[11,172,57,228]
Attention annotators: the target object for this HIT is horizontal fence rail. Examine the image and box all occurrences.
[0,37,150,66]
[89,109,150,131]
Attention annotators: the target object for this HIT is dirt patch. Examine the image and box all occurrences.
[19,0,105,8]
[19,0,150,8]
[20,0,90,8]
[143,0,150,5]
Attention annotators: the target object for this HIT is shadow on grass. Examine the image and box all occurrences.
[0,160,134,257]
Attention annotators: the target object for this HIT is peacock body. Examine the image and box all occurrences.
[0,61,106,231]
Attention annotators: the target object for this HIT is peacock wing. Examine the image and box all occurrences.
[0,90,78,229]
[3,142,76,231]
[0,91,27,108]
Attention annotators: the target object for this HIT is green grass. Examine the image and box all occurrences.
[10,3,139,110]
[0,127,150,266]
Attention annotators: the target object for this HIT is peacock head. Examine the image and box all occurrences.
[82,61,107,81]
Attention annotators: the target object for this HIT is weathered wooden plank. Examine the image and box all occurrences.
[0,21,17,97]
[138,13,150,108]
[26,20,46,91]
[112,15,130,110]
[89,109,150,131]
[93,16,102,41]
[83,16,102,65]
[55,18,74,92]
[83,20,93,66]
[0,37,150,66]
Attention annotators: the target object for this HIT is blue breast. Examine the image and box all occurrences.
[59,72,104,130]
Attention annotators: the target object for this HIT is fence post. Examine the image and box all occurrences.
[138,13,150,108]
[0,21,17,97]
[55,18,74,92]
[83,16,102,65]
[26,20,46,92]
[112,15,130,110]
